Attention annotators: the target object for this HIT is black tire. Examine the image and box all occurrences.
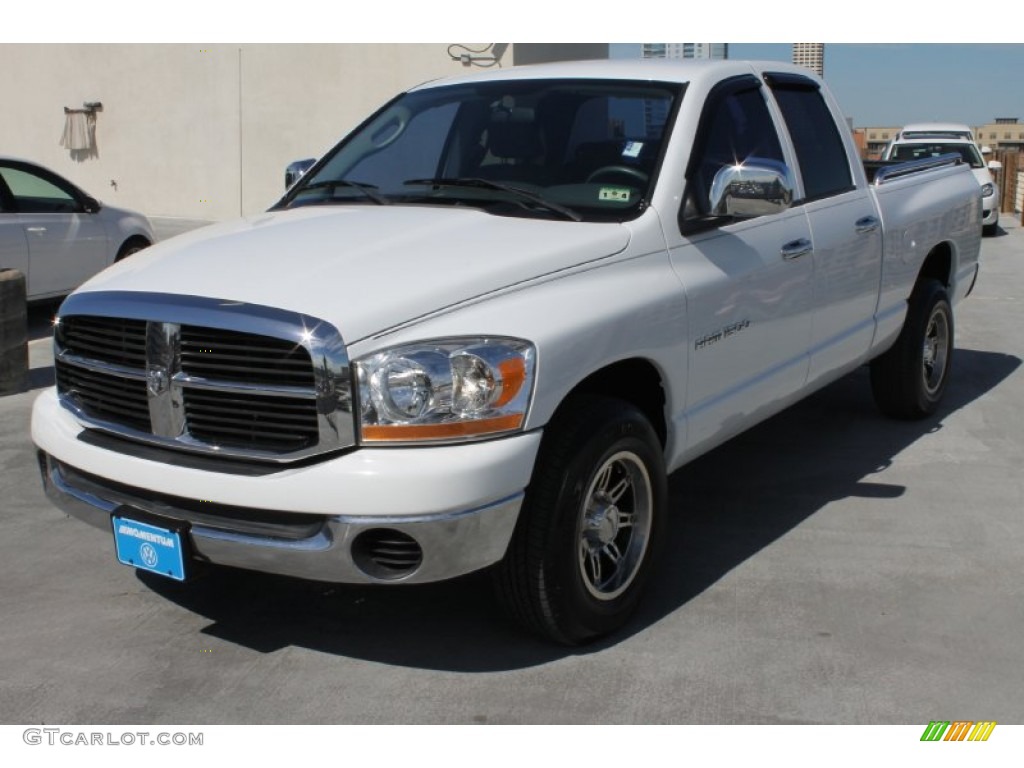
[870,278,954,419]
[493,394,667,645]
[983,222,997,237]
[115,237,150,262]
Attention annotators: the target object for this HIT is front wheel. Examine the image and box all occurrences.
[115,237,150,262]
[493,395,667,645]
[870,278,954,419]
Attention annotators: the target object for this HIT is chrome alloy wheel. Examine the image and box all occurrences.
[577,450,653,601]
[922,307,950,396]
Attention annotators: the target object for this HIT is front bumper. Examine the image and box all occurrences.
[33,389,541,584]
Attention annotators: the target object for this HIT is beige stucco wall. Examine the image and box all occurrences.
[0,44,507,221]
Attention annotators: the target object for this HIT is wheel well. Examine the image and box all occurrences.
[563,359,667,447]
[115,235,151,261]
[917,243,952,288]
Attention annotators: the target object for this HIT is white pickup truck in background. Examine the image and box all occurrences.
[32,60,983,645]
[881,123,1001,235]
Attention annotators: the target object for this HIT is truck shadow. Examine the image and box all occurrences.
[140,348,1020,671]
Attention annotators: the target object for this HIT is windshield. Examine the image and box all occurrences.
[277,78,683,222]
[890,142,984,168]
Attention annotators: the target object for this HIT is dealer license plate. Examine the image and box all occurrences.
[112,513,188,581]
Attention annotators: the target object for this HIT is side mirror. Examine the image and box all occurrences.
[988,160,1003,172]
[81,195,102,213]
[285,158,317,189]
[709,158,795,219]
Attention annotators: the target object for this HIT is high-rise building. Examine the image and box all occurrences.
[792,43,824,76]
[639,43,728,60]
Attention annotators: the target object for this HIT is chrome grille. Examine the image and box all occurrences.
[53,291,354,463]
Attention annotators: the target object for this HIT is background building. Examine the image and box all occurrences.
[974,118,1024,152]
[860,126,903,158]
[638,44,728,60]
[792,43,824,76]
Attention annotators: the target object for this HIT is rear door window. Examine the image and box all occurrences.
[767,77,853,201]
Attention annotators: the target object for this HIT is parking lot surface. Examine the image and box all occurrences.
[2,217,1023,724]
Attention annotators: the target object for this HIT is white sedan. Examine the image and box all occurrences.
[0,157,155,301]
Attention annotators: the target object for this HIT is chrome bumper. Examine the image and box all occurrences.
[39,452,522,585]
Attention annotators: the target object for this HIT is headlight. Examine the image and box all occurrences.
[356,338,535,443]
[981,183,995,198]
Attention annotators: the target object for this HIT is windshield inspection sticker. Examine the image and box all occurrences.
[622,141,644,158]
[599,187,631,202]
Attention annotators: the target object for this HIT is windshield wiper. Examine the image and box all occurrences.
[292,179,391,206]
[403,177,582,222]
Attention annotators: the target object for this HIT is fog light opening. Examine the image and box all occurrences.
[351,528,424,580]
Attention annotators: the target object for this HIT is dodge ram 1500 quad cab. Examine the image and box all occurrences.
[33,60,983,644]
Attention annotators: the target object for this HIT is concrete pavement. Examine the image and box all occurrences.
[2,215,1023,724]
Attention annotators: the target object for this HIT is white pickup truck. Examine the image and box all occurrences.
[32,60,983,645]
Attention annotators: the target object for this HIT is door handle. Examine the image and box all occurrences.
[781,238,813,261]
[26,226,47,233]
[855,216,880,234]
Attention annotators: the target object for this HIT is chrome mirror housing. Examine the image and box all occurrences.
[709,158,795,219]
[285,158,317,189]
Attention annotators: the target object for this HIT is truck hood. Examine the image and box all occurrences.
[76,205,631,342]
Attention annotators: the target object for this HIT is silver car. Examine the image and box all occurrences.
[0,157,155,301]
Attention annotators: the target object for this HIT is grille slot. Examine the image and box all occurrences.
[55,365,150,432]
[184,389,318,452]
[180,326,314,388]
[58,316,147,368]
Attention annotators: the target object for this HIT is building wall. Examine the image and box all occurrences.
[0,44,509,222]
[974,119,1024,152]
[860,126,903,157]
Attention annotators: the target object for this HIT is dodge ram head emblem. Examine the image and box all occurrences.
[147,366,169,396]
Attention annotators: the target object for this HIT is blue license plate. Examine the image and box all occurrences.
[113,515,188,581]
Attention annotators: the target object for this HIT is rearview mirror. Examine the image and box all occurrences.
[709,158,795,219]
[285,158,317,189]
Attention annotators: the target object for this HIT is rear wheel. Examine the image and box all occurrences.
[870,278,954,419]
[494,395,666,645]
